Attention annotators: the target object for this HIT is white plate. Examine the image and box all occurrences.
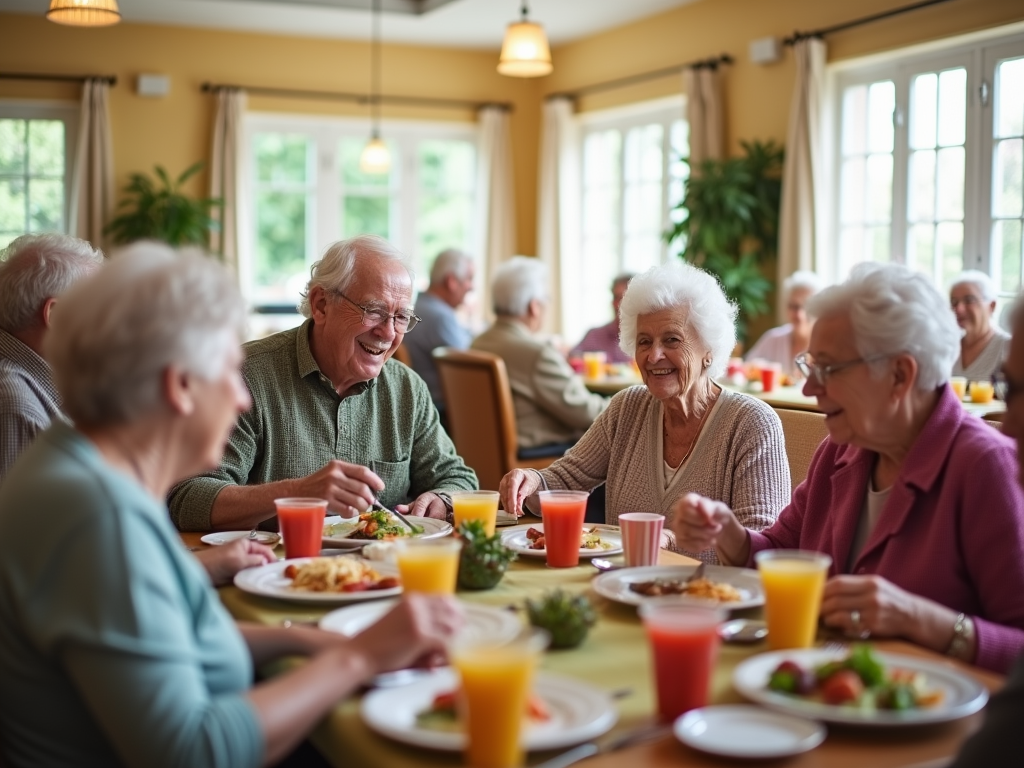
[591,564,764,610]
[200,530,280,546]
[674,705,825,758]
[320,599,522,645]
[361,667,617,751]
[321,514,453,548]
[233,557,402,604]
[733,649,989,726]
[500,524,623,559]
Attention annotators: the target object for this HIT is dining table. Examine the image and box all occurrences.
[183,526,1003,768]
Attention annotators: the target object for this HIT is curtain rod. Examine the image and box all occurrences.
[784,0,959,45]
[0,72,117,85]
[546,54,733,101]
[200,82,511,112]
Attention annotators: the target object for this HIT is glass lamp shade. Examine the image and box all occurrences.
[359,136,391,174]
[498,21,553,77]
[47,0,121,26]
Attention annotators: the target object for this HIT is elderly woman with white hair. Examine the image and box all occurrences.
[950,269,1010,380]
[500,260,790,562]
[745,270,824,378]
[0,245,461,768]
[674,262,1024,673]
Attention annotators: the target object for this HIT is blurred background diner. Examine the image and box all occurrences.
[949,270,1010,382]
[568,272,636,365]
[744,270,824,380]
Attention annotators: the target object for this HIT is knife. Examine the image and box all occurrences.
[686,561,707,583]
[371,498,422,533]
[531,724,671,768]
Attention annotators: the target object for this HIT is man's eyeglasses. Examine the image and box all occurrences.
[337,292,420,333]
[794,352,890,387]
[950,295,982,310]
[993,371,1022,404]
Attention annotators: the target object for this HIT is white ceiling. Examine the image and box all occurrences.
[1,0,701,48]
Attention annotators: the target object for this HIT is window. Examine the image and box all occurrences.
[570,97,688,346]
[242,115,478,312]
[0,102,77,250]
[829,29,1024,297]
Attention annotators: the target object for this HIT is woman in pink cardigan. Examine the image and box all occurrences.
[673,262,1024,673]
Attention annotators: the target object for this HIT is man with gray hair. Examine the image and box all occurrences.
[0,234,103,480]
[169,234,477,531]
[404,248,475,418]
[569,273,636,365]
[472,256,608,455]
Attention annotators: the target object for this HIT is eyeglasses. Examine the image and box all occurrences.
[336,292,420,333]
[794,352,890,387]
[950,295,982,310]
[994,371,1021,404]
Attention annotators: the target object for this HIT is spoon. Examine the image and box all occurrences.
[718,618,768,643]
[590,558,622,572]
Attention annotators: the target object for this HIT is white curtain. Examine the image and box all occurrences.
[778,38,827,320]
[536,97,580,338]
[69,78,114,250]
[210,88,247,277]
[684,66,724,168]
[476,106,517,324]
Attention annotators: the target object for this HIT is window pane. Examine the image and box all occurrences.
[584,130,622,186]
[624,124,663,182]
[996,57,1024,139]
[28,178,63,231]
[0,179,25,231]
[623,233,661,273]
[868,81,895,153]
[842,85,868,155]
[936,146,965,220]
[908,223,935,275]
[869,225,891,262]
[840,157,866,224]
[937,221,963,283]
[937,68,967,147]
[419,140,474,194]
[255,133,308,184]
[839,226,864,276]
[995,219,1023,293]
[994,138,1024,218]
[0,120,26,174]
[908,150,936,222]
[866,154,893,223]
[910,73,937,150]
[340,138,392,188]
[343,195,389,238]
[28,120,64,175]
[255,190,306,301]
[418,193,472,265]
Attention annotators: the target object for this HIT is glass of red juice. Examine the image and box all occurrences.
[537,490,589,568]
[639,602,724,722]
[274,497,328,559]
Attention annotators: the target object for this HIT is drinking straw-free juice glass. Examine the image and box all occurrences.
[394,538,462,594]
[970,380,995,404]
[640,603,724,721]
[450,629,549,768]
[538,490,589,567]
[451,490,500,536]
[756,549,832,649]
[950,376,968,400]
[582,351,607,380]
[274,498,328,559]
[619,512,664,567]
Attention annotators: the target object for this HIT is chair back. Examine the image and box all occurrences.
[774,407,829,491]
[391,344,412,367]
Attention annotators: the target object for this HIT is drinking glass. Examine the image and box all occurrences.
[756,549,832,649]
[619,512,663,567]
[451,490,500,536]
[393,538,462,594]
[970,380,994,404]
[582,351,607,380]
[274,497,328,559]
[537,490,588,567]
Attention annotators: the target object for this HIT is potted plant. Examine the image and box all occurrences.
[104,162,221,247]
[665,140,783,342]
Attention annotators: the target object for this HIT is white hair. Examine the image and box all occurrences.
[44,242,247,427]
[491,256,548,316]
[618,261,737,380]
[0,234,103,332]
[807,262,960,391]
[949,269,997,303]
[298,235,414,318]
[782,270,824,301]
[429,248,473,286]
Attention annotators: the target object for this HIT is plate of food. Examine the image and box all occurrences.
[360,667,617,751]
[321,512,453,548]
[591,564,763,610]
[320,599,522,645]
[732,645,989,726]
[200,530,280,547]
[500,524,623,558]
[233,556,402,603]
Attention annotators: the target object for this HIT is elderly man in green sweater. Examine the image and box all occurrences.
[169,235,477,532]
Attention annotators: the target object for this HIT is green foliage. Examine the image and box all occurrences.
[104,162,221,247]
[665,139,784,341]
[525,589,597,649]
[456,520,517,590]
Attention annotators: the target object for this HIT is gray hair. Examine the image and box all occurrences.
[0,234,103,333]
[782,270,824,301]
[491,256,549,316]
[618,261,737,380]
[44,242,247,427]
[429,248,473,286]
[949,269,997,303]
[807,262,960,391]
[298,235,414,318]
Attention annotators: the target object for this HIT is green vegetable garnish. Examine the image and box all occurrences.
[768,670,797,693]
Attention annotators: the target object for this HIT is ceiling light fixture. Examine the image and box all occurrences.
[46,0,121,27]
[359,0,391,175]
[498,1,552,78]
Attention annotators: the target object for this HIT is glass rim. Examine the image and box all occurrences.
[273,497,329,508]
[393,536,463,550]
[754,549,832,567]
[447,490,500,498]
[537,490,590,500]
[638,600,726,625]
[448,625,550,657]
[618,512,664,522]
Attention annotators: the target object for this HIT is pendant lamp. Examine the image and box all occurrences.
[360,0,391,174]
[498,1,552,78]
[47,0,121,26]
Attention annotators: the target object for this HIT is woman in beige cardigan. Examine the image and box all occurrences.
[499,260,790,563]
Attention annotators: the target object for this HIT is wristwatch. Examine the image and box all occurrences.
[946,612,975,661]
[436,491,454,522]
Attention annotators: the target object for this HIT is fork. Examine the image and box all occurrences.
[247,525,258,540]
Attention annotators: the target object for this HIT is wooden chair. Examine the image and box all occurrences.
[773,407,829,491]
[432,347,556,491]
[391,344,412,367]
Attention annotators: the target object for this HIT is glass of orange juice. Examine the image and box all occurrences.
[393,538,462,594]
[450,490,500,536]
[582,351,607,380]
[950,376,968,400]
[755,549,832,649]
[970,380,994,404]
[450,628,549,768]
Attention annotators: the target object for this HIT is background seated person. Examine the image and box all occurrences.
[169,235,477,533]
[949,269,1010,381]
[744,269,823,380]
[404,248,475,422]
[0,244,462,768]
[500,260,790,563]
[673,262,1024,673]
[569,272,635,365]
